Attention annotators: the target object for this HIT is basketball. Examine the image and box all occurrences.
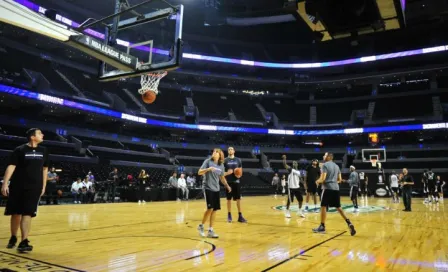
[234,167,242,178]
[142,91,156,104]
[57,190,62,197]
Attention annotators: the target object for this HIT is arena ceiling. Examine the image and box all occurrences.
[27,0,448,45]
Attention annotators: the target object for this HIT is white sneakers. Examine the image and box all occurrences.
[285,210,305,218]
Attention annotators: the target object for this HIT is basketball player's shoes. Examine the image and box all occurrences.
[298,211,306,218]
[6,235,17,249]
[238,214,247,223]
[17,239,33,252]
[207,230,219,238]
[285,210,291,218]
[312,225,325,233]
[227,213,232,223]
[346,220,356,236]
[197,224,205,237]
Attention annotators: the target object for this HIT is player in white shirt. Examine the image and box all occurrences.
[389,171,399,203]
[177,174,189,200]
[282,155,305,218]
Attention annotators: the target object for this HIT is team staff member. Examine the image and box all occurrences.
[400,168,414,212]
[1,128,49,252]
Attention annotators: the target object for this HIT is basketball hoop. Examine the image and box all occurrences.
[138,71,167,95]
[371,159,377,167]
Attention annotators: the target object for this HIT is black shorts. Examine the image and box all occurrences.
[350,186,358,200]
[360,183,367,193]
[287,188,303,203]
[226,182,241,200]
[391,187,398,193]
[306,182,317,194]
[204,190,221,211]
[321,189,341,208]
[428,181,436,192]
[5,188,41,218]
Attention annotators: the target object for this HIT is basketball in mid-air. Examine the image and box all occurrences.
[142,91,156,104]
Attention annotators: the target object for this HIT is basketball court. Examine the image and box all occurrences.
[0,196,446,271]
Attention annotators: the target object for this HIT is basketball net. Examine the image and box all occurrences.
[138,71,167,95]
[371,159,377,167]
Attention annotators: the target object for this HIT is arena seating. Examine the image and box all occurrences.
[316,101,369,123]
[374,94,433,119]
[314,85,372,99]
[192,91,263,121]
[261,98,309,124]
[1,35,446,126]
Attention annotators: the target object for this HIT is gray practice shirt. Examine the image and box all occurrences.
[348,171,359,187]
[200,158,225,192]
[322,161,341,191]
[47,172,58,184]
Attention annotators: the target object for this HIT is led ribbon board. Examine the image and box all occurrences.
[13,0,448,69]
[0,84,447,136]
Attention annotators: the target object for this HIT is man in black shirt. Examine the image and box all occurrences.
[224,147,247,223]
[108,168,119,202]
[305,159,320,212]
[422,169,429,203]
[1,128,49,252]
[400,168,414,212]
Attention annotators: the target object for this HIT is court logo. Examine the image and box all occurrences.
[272,204,387,213]
[0,251,80,272]
[376,188,388,196]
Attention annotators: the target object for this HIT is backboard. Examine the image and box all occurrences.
[361,148,386,164]
[95,2,184,82]
[0,0,183,83]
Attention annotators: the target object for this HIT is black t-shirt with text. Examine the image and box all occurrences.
[9,144,49,189]
[224,157,242,183]
[306,165,320,184]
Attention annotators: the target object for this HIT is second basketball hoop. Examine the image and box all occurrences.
[138,71,167,104]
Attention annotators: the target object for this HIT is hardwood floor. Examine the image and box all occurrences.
[0,195,447,271]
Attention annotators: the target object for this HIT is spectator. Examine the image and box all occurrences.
[187,174,195,188]
[71,178,83,204]
[137,169,149,204]
[86,171,95,182]
[83,176,94,203]
[178,173,189,200]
